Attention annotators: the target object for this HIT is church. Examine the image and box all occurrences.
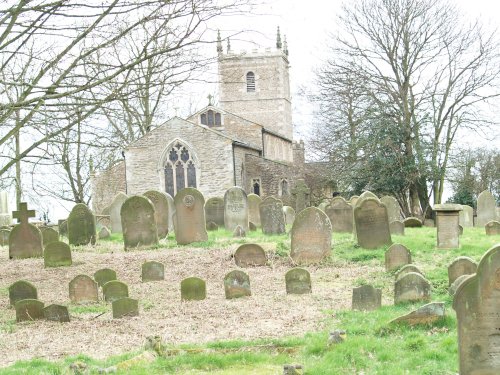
[91,30,309,213]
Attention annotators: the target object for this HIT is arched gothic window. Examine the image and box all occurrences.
[252,178,261,196]
[164,142,197,197]
[200,110,222,127]
[246,72,255,92]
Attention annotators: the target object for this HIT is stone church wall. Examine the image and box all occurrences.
[233,146,260,189]
[263,132,293,162]
[91,160,126,214]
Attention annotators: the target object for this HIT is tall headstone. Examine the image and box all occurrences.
[44,241,72,267]
[224,270,251,299]
[180,277,206,301]
[174,188,208,245]
[282,206,296,226]
[121,195,158,250]
[433,204,462,249]
[291,179,310,213]
[205,197,225,227]
[476,190,496,227]
[354,198,392,249]
[324,197,353,233]
[143,190,170,238]
[142,261,165,282]
[352,191,378,238]
[9,202,43,259]
[9,280,37,306]
[0,191,12,226]
[224,187,249,232]
[389,220,405,236]
[285,268,312,294]
[109,192,128,233]
[69,275,98,303]
[352,285,382,311]
[394,272,431,304]
[380,196,401,223]
[67,203,96,246]
[40,227,59,246]
[448,256,477,286]
[260,197,286,235]
[459,205,474,228]
[290,207,332,265]
[247,194,262,227]
[165,193,175,232]
[234,244,267,267]
[385,244,411,272]
[485,220,500,236]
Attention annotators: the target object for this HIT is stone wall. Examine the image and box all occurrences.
[91,161,126,214]
[234,145,260,188]
[263,132,293,162]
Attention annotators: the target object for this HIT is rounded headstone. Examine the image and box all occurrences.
[181,277,206,301]
[142,261,165,282]
[325,197,353,233]
[389,220,405,236]
[385,244,411,272]
[354,198,392,249]
[476,190,496,227]
[395,264,423,281]
[69,275,98,304]
[285,268,312,294]
[68,203,96,246]
[98,226,111,239]
[9,223,43,259]
[206,221,219,231]
[380,196,401,223]
[205,197,225,227]
[233,225,246,238]
[403,217,423,228]
[9,280,37,306]
[224,187,249,232]
[247,194,262,227]
[260,197,286,235]
[40,227,59,246]
[44,241,72,267]
[224,270,251,299]
[448,256,477,286]
[352,285,382,311]
[485,220,500,236]
[234,244,267,267]
[94,268,117,288]
[121,196,159,250]
[448,274,471,297]
[143,190,170,238]
[394,272,431,304]
[109,192,128,233]
[283,206,296,226]
[174,188,208,245]
[102,280,129,302]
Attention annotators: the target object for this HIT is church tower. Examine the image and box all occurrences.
[217,28,292,139]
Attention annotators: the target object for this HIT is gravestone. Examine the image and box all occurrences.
[291,179,310,213]
[380,196,400,223]
[98,226,111,239]
[94,268,117,287]
[285,268,312,294]
[102,280,129,302]
[423,219,435,227]
[459,205,474,228]
[352,285,382,311]
[40,227,59,246]
[0,228,10,246]
[9,280,37,306]
[43,304,70,322]
[206,221,218,231]
[67,203,96,246]
[247,194,262,227]
[403,217,422,227]
[174,188,208,245]
[112,297,139,318]
[58,219,68,237]
[290,207,332,265]
[385,244,411,272]
[260,197,286,235]
[109,192,128,233]
[9,202,43,259]
[224,270,251,299]
[390,302,445,326]
[69,275,98,303]
[453,244,500,375]
[224,187,249,232]
[44,241,72,267]
[395,264,423,281]
[233,225,246,237]
[249,222,257,231]
[165,193,175,232]
[433,204,462,249]
[234,244,267,267]
[449,274,470,297]
[349,196,359,206]
[325,197,353,233]
[181,277,206,301]
[394,272,431,304]
[283,206,296,226]
[485,220,500,236]
[121,196,158,249]
[0,190,12,226]
[476,190,496,227]
[95,215,110,230]
[389,220,405,236]
[205,197,225,227]
[448,256,477,286]
[15,299,44,322]
[143,190,170,238]
[142,261,165,282]
[354,198,392,249]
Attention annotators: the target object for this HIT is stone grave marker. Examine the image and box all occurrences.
[349,196,359,206]
[69,275,98,303]
[459,205,474,228]
[390,302,445,326]
[352,285,382,311]
[112,297,139,318]
[9,280,37,306]
[143,190,170,238]
[249,222,257,231]
[43,304,70,322]
[394,272,431,304]
[433,204,462,249]
[234,244,267,267]
[205,197,225,227]
[485,220,500,235]
[67,203,96,246]
[283,206,296,226]
[403,217,422,227]
[395,264,423,281]
[354,198,392,249]
[291,179,310,213]
[247,194,262,227]
[9,202,43,259]
[453,244,500,375]
[15,299,44,322]
[260,197,286,235]
[389,220,405,236]
[325,197,353,233]
[0,190,12,226]
[380,196,400,223]
[94,268,117,287]
[224,270,251,299]
[476,190,496,227]
[181,277,206,301]
[449,274,470,297]
[121,196,158,249]
[98,226,111,239]
[58,219,68,237]
[0,228,10,246]
[448,256,477,286]
[142,261,165,282]
[423,218,435,227]
[109,192,128,233]
[232,225,246,237]
[44,241,72,267]
[164,193,175,232]
[40,227,59,246]
[102,280,129,302]
[385,244,411,272]
[174,188,208,245]
[224,187,249,232]
[206,221,218,231]
[285,268,312,294]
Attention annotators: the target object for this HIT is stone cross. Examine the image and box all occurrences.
[291,179,310,213]
[13,202,36,225]
[207,94,213,106]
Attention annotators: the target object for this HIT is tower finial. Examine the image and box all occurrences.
[276,26,282,49]
[216,30,222,54]
[226,37,231,53]
[283,35,288,56]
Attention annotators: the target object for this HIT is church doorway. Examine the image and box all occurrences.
[164,142,197,197]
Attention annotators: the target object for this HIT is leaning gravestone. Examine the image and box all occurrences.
[174,188,208,245]
[325,197,353,233]
[385,244,411,272]
[143,190,170,238]
[352,285,382,311]
[15,299,44,322]
[260,197,286,235]
[9,280,37,306]
[9,202,43,259]
[142,261,165,282]
[485,220,500,236]
[285,268,312,294]
[453,244,500,375]
[448,256,477,286]
[0,228,10,246]
[224,270,251,299]
[390,302,445,326]
[180,277,206,301]
[290,207,332,265]
[94,268,117,288]
[205,197,225,227]
[380,196,400,223]
[43,304,70,323]
[68,203,96,246]
[44,241,72,267]
[354,198,392,249]
[283,206,296,226]
[112,297,139,319]
[395,264,424,281]
[234,244,267,267]
[291,179,310,213]
[394,272,431,304]
[109,192,128,233]
[224,187,249,233]
[389,220,405,236]
[121,196,158,250]
[476,190,496,227]
[459,205,474,228]
[102,280,129,302]
[247,194,262,227]
[69,275,98,303]
[40,227,59,246]
[403,217,422,227]
[433,204,462,249]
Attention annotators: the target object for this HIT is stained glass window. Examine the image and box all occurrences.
[164,142,197,196]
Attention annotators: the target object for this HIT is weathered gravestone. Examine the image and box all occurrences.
[290,207,332,265]
[249,222,257,231]
[40,227,59,246]
[385,244,411,272]
[283,206,296,226]
[15,299,44,322]
[98,226,111,239]
[142,261,165,282]
[121,196,158,250]
[234,244,267,267]
[433,204,462,249]
[174,188,208,245]
[0,228,10,246]
[181,277,206,301]
[69,275,98,303]
[476,190,496,227]
[143,190,170,238]
[390,302,445,326]
[247,194,262,227]
[233,225,246,237]
[9,202,43,259]
[325,197,353,233]
[94,268,117,287]
[389,220,405,236]
[112,297,139,319]
[260,197,286,235]
[349,196,359,206]
[109,192,128,233]
[9,280,37,306]
[224,270,251,299]
[485,220,500,236]
[448,256,477,286]
[459,205,474,228]
[102,280,129,302]
[205,197,225,227]
[453,244,500,375]
[352,285,382,311]
[449,274,470,297]
[164,192,175,232]
[285,268,312,294]
[43,304,70,322]
[224,187,249,232]
[354,198,392,249]
[394,272,431,304]
[44,241,72,267]
[380,196,401,223]
[395,264,423,281]
[291,179,310,213]
[58,219,68,237]
[403,217,423,227]
[68,203,96,246]
[206,221,218,231]
[0,190,12,226]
